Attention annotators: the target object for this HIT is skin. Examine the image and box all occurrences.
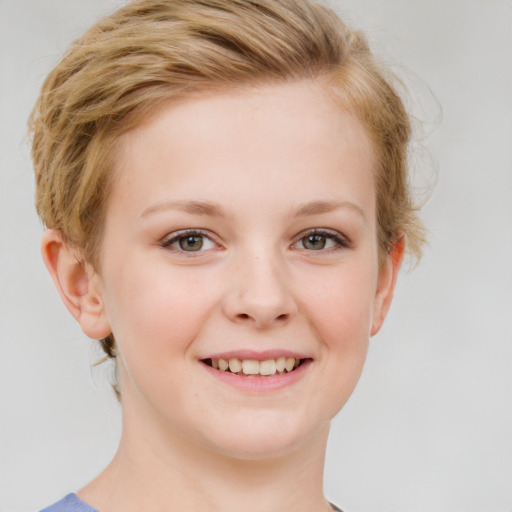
[42,80,403,512]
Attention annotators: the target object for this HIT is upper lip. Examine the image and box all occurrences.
[200,349,312,361]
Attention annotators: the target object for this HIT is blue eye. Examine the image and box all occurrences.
[162,230,216,252]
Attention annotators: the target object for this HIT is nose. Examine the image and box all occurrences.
[221,251,298,329]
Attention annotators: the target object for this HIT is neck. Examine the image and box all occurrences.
[79,410,332,512]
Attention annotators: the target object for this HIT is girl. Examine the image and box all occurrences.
[30,0,424,510]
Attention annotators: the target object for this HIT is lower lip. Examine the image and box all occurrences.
[201,360,312,393]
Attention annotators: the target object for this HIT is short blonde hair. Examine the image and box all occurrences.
[30,0,425,364]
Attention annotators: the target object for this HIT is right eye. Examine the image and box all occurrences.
[161,230,217,253]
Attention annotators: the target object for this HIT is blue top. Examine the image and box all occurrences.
[40,494,98,512]
[40,492,343,511]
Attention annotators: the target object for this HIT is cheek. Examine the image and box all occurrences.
[293,267,375,422]
[102,260,219,363]
[301,264,377,345]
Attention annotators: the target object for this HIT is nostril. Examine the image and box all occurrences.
[237,313,288,322]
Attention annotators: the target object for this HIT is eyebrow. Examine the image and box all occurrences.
[294,200,366,222]
[140,199,366,221]
[141,200,227,218]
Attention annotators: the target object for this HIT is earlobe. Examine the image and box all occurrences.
[370,237,405,336]
[41,229,111,340]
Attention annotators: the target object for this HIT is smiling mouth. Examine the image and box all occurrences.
[202,357,311,377]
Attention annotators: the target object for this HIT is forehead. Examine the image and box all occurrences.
[119,80,374,155]
[109,80,376,222]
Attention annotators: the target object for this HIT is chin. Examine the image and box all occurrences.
[196,412,329,461]
[209,437,308,461]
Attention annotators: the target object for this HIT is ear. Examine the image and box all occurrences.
[41,229,111,340]
[370,237,405,336]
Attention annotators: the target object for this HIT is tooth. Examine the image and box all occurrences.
[229,358,242,373]
[211,359,219,369]
[260,359,277,376]
[294,358,300,368]
[242,360,260,375]
[218,358,229,371]
[285,357,295,372]
[276,357,286,372]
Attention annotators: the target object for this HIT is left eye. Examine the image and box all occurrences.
[162,231,216,252]
[292,230,349,251]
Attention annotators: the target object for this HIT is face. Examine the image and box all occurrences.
[91,81,396,459]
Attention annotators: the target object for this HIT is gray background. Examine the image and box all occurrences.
[1,1,511,511]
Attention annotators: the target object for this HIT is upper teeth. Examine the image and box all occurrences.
[210,357,301,376]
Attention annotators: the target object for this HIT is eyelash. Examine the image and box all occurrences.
[160,229,218,254]
[291,228,351,252]
[159,228,351,254]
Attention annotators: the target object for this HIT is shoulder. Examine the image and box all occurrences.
[39,493,99,512]
[40,494,343,512]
